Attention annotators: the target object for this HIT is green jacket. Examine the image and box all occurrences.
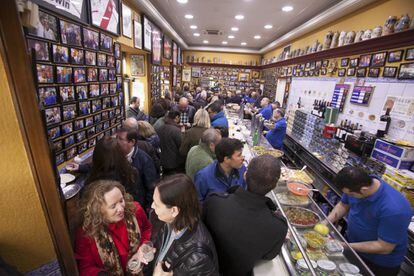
[185,143,216,181]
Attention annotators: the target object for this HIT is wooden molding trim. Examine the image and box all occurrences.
[186,62,259,70]
[0,1,77,275]
[261,29,414,69]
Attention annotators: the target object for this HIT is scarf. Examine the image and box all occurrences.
[94,212,141,275]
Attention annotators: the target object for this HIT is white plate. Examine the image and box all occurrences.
[60,173,75,184]
[62,184,81,200]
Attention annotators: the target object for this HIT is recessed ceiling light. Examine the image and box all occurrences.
[177,0,188,4]
[235,14,244,20]
[282,6,293,12]
[264,24,273,29]
[228,35,235,39]
[222,41,228,45]
[254,35,261,39]
[231,27,239,31]
[241,42,247,46]
[203,40,209,44]
[193,33,200,37]
[184,14,194,19]
[190,25,197,29]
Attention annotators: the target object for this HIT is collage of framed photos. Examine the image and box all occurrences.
[338,48,414,79]
[271,47,414,81]
[25,9,125,166]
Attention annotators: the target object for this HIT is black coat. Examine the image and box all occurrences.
[157,121,184,170]
[203,187,288,276]
[153,222,219,276]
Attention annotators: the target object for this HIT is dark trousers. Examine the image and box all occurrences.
[361,256,400,276]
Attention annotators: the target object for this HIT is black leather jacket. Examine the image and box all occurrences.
[154,221,219,276]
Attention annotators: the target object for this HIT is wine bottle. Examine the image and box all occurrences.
[377,108,391,138]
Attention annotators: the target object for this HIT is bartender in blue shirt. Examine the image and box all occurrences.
[324,166,412,276]
[258,97,273,120]
[265,108,287,149]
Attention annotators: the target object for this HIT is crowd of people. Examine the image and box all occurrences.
[70,85,411,276]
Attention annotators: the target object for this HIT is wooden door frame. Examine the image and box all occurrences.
[0,1,77,274]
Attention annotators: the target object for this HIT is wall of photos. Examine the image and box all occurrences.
[278,45,414,144]
[26,9,125,166]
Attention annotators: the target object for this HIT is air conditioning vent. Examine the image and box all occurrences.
[203,30,223,35]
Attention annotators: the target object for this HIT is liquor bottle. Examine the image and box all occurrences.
[340,119,348,142]
[377,108,391,138]
[297,97,302,109]
[335,120,343,139]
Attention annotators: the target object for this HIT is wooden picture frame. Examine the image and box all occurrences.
[130,54,145,76]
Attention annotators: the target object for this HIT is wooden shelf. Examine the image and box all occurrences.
[261,29,414,69]
[186,62,259,69]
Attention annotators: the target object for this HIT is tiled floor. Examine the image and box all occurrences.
[26,260,61,276]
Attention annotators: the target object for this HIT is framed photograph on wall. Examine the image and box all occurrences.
[356,68,366,77]
[60,20,82,46]
[151,24,162,64]
[359,54,371,67]
[173,42,178,65]
[114,43,121,58]
[122,3,132,38]
[52,45,69,63]
[130,55,145,76]
[38,87,57,107]
[89,0,120,35]
[100,33,113,52]
[134,20,142,49]
[27,10,58,41]
[368,68,380,78]
[56,66,73,83]
[340,58,349,67]
[338,68,346,77]
[85,51,96,65]
[143,15,152,52]
[70,48,84,64]
[238,72,250,82]
[163,35,172,60]
[27,39,50,61]
[388,50,403,63]
[349,58,359,68]
[36,64,54,83]
[398,62,414,79]
[83,28,99,50]
[405,48,414,61]
[371,52,387,67]
[347,68,356,76]
[383,66,398,78]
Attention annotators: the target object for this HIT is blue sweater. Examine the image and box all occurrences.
[211,111,229,128]
[194,161,247,201]
[266,118,287,149]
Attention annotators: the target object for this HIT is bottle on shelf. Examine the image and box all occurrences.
[335,120,344,139]
[376,108,391,138]
[297,97,302,109]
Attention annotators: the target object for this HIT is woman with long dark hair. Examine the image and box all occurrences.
[85,136,140,201]
[150,174,219,275]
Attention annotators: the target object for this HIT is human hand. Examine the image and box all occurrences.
[153,262,173,276]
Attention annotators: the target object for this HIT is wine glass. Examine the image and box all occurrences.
[140,241,155,263]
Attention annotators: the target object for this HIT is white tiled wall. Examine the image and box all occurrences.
[286,77,414,144]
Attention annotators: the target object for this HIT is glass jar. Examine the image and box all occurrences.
[317,260,337,275]
[296,258,317,275]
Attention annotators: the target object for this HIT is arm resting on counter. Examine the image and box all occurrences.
[324,201,350,224]
[349,239,396,255]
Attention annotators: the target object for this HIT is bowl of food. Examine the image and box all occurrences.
[287,181,313,196]
[284,207,321,228]
[276,192,311,206]
[303,230,326,249]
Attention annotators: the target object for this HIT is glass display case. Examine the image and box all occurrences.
[269,178,374,276]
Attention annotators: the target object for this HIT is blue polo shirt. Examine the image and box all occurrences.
[258,104,273,120]
[265,117,287,149]
[341,176,412,267]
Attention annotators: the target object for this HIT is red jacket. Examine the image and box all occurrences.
[75,202,152,276]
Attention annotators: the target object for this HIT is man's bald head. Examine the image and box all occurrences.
[123,117,138,131]
[179,97,189,111]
